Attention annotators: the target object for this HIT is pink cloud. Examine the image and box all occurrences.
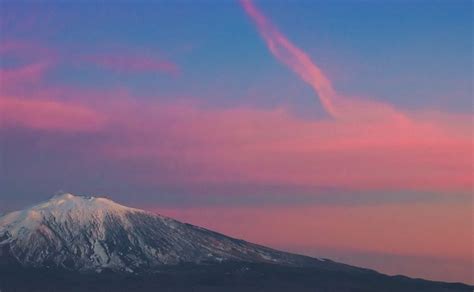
[0,40,58,94]
[0,62,50,88]
[0,96,105,132]
[0,48,105,132]
[0,59,471,192]
[83,53,179,75]
[0,9,470,193]
[100,102,471,192]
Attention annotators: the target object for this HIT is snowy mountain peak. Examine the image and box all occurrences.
[0,193,146,239]
[0,193,319,273]
[44,193,142,214]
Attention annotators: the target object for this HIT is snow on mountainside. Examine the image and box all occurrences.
[0,193,321,273]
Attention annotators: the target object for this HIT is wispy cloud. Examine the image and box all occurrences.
[240,0,340,118]
[239,0,442,125]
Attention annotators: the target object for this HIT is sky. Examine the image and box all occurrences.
[0,0,472,284]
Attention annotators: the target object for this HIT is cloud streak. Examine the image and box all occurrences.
[241,0,341,118]
[240,0,431,124]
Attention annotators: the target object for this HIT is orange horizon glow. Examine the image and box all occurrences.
[150,202,472,283]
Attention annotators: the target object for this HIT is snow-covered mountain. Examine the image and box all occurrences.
[0,193,321,273]
[1,194,472,292]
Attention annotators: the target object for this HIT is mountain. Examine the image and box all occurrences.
[0,193,471,292]
[0,193,329,272]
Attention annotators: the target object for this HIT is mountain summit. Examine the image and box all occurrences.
[0,193,323,273]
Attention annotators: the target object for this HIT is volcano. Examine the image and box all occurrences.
[0,193,470,292]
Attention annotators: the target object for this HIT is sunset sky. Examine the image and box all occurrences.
[0,0,472,284]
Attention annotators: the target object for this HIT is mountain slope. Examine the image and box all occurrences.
[0,193,335,273]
